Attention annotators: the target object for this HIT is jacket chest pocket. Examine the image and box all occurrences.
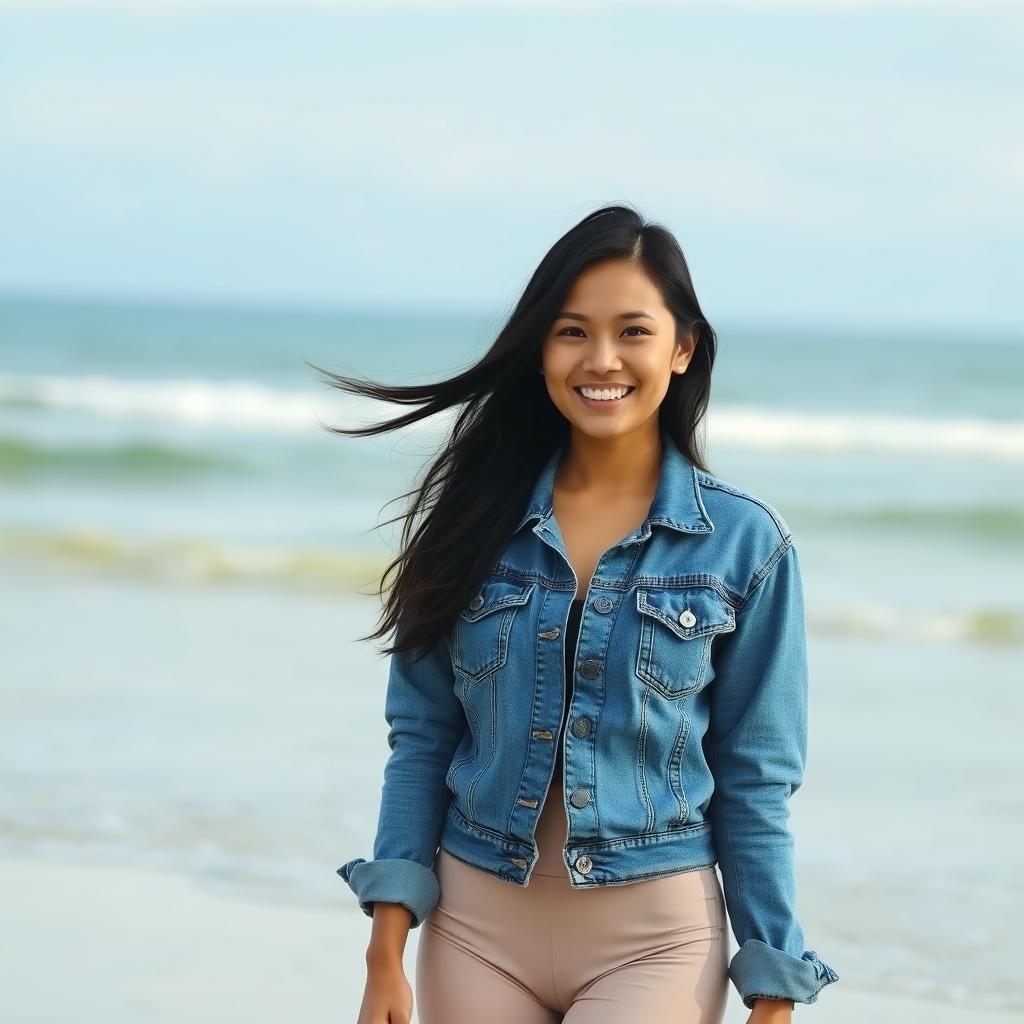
[634,585,737,698]
[453,578,535,682]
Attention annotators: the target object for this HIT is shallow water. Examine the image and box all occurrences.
[2,294,1022,1015]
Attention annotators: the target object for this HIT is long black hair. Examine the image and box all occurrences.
[307,203,717,661]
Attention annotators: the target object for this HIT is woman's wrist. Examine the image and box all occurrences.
[365,901,413,966]
[750,996,794,1019]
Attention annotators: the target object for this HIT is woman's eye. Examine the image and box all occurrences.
[556,326,650,337]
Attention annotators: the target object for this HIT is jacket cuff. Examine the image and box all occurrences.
[336,856,441,929]
[729,939,840,1009]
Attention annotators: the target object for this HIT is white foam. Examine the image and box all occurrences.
[3,371,1023,458]
[708,404,1024,459]
[0,371,442,436]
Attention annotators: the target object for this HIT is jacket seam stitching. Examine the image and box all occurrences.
[739,534,794,611]
[696,476,790,540]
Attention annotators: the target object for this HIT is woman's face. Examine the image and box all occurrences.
[540,259,695,440]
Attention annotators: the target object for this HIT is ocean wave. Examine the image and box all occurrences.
[0,525,1021,645]
[806,603,1024,646]
[706,404,1024,459]
[0,525,390,590]
[2,371,1023,457]
[0,371,423,435]
[801,503,1024,540]
[0,436,248,479]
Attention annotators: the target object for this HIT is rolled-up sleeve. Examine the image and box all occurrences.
[704,537,840,1009]
[336,618,465,928]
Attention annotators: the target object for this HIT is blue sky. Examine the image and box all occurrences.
[0,0,1020,332]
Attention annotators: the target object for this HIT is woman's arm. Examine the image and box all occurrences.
[337,617,466,931]
[705,538,840,1011]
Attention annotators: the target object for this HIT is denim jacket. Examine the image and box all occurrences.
[338,428,840,1009]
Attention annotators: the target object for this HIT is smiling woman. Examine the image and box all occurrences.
[542,259,696,427]
[313,202,838,1024]
[306,205,715,663]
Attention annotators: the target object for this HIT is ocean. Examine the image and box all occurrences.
[2,292,1021,1021]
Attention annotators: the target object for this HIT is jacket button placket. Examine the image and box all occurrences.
[565,597,608,773]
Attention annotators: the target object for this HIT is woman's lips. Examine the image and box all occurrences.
[573,385,636,411]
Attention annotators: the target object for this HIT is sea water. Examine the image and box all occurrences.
[1,293,1021,1016]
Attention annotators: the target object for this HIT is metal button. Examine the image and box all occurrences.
[469,593,484,610]
[679,609,696,628]
[510,857,528,868]
[574,855,593,873]
[570,788,590,808]
[571,716,592,738]
[579,659,602,679]
[593,595,613,614]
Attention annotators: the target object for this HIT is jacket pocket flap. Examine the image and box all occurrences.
[636,586,736,640]
[460,578,536,622]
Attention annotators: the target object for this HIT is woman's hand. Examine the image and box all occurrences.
[748,996,794,1023]
[355,949,414,1024]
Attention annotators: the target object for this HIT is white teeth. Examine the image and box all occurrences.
[578,385,632,401]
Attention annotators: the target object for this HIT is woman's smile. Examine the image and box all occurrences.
[573,384,636,410]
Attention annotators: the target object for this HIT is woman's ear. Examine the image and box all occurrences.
[673,326,698,373]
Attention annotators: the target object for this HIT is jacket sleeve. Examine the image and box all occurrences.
[336,618,466,928]
[704,537,840,1009]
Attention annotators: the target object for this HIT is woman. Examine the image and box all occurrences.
[321,204,840,1023]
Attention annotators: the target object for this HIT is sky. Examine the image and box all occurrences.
[0,0,1020,332]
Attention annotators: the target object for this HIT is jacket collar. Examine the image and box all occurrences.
[514,426,714,536]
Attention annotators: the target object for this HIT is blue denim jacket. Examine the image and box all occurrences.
[338,428,839,1009]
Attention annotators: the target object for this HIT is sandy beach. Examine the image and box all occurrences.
[4,850,1021,1023]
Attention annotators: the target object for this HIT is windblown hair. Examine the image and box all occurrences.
[307,203,717,662]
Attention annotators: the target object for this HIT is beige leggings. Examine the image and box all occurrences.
[416,769,729,1023]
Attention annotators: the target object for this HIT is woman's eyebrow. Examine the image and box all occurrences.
[555,310,656,322]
